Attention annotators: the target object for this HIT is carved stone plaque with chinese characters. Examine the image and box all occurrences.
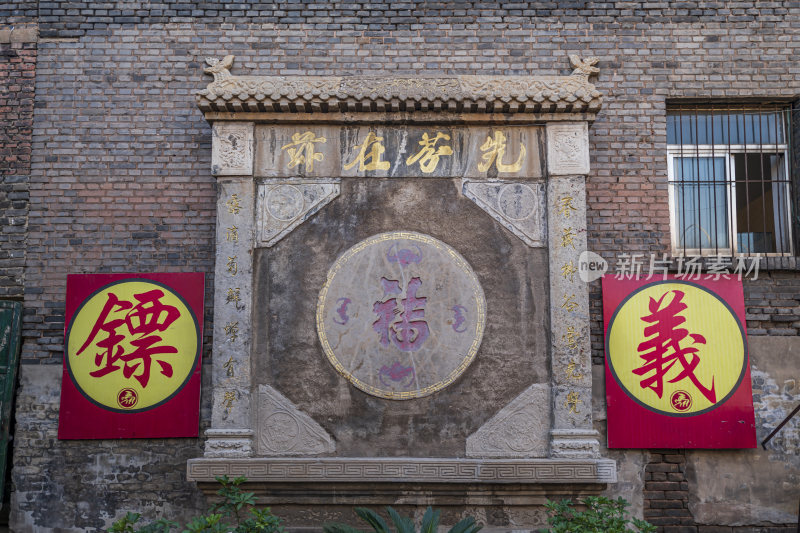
[316,232,486,399]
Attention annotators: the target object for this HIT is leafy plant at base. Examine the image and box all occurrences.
[540,496,656,533]
[108,475,284,533]
[323,505,482,533]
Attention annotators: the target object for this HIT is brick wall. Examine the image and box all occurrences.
[0,25,36,301]
[7,2,800,531]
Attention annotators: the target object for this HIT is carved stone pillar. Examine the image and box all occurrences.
[206,122,256,456]
[546,122,600,458]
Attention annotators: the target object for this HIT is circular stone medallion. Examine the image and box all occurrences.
[317,231,486,400]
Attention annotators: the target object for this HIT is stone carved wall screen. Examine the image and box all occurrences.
[189,55,615,487]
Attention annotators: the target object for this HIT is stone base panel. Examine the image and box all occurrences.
[187,457,616,484]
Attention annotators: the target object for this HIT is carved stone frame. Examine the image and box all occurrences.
[189,56,615,502]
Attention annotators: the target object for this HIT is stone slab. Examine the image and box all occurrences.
[187,457,617,484]
[256,385,335,456]
[255,179,339,247]
[254,125,543,179]
[546,122,590,176]
[212,122,254,176]
[466,383,550,458]
[462,180,547,247]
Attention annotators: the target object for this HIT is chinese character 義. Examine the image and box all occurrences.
[634,289,716,403]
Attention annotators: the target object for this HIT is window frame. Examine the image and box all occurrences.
[667,107,794,257]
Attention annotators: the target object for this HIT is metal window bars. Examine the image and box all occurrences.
[667,103,796,270]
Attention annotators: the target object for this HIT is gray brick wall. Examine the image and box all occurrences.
[9,3,800,531]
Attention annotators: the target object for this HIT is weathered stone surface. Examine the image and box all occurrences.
[466,383,550,458]
[547,174,597,457]
[254,125,544,179]
[207,178,255,456]
[212,122,254,176]
[546,122,590,176]
[256,384,335,456]
[317,231,486,400]
[199,55,602,114]
[256,179,340,247]
[462,180,547,247]
[254,178,549,458]
[187,457,617,484]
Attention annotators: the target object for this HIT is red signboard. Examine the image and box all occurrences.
[59,273,204,439]
[603,276,756,448]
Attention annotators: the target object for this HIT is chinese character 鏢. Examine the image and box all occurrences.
[634,289,716,403]
[373,276,430,352]
[344,132,391,172]
[406,132,453,173]
[477,130,525,173]
[564,391,582,414]
[225,194,241,215]
[75,289,181,388]
[281,131,327,172]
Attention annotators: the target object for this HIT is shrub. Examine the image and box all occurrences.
[109,476,284,533]
[323,506,482,533]
[540,496,656,533]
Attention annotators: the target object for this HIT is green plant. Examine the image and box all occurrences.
[108,476,284,533]
[540,496,656,533]
[323,506,482,533]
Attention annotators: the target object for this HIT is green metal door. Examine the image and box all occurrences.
[0,301,22,509]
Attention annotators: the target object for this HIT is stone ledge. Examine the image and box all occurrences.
[187,457,617,484]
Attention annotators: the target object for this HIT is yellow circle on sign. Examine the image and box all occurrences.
[606,281,746,417]
[66,280,199,413]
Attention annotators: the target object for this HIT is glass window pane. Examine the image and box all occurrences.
[673,156,729,250]
[734,153,791,253]
[667,109,787,145]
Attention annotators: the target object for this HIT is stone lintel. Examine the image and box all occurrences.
[212,122,254,176]
[187,457,616,484]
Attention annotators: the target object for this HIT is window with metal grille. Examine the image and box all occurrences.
[667,104,794,256]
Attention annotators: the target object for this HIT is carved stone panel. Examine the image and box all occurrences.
[546,122,590,176]
[462,180,547,247]
[466,384,550,458]
[316,232,486,400]
[256,385,335,456]
[212,122,254,176]
[254,125,543,180]
[256,180,340,247]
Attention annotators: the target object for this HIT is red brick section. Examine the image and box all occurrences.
[0,30,36,300]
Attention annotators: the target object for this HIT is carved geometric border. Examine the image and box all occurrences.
[187,457,616,484]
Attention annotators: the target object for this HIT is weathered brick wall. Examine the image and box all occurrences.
[0,25,36,301]
[10,2,800,531]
